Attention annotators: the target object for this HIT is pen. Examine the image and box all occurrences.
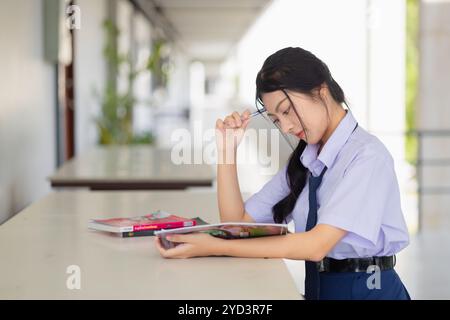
[231,110,265,124]
[249,110,261,118]
[245,110,264,120]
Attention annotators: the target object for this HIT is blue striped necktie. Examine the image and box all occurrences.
[305,166,328,300]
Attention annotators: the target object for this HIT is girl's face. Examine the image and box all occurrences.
[261,89,329,145]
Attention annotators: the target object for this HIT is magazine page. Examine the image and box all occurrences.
[155,222,288,249]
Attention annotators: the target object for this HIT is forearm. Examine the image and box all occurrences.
[217,149,245,222]
[217,232,321,261]
[216,225,347,261]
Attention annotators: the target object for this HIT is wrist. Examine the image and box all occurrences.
[214,238,230,256]
[217,147,237,165]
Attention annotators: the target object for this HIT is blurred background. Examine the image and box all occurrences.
[1,0,449,298]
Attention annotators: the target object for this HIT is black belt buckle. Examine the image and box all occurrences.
[317,260,323,272]
[317,259,329,272]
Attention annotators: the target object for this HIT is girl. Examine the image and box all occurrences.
[155,47,411,300]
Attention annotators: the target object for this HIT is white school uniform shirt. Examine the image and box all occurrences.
[244,111,410,259]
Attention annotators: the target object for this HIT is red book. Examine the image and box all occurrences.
[88,210,196,233]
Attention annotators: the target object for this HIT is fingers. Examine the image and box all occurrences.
[224,115,236,128]
[242,118,250,130]
[241,109,251,120]
[163,244,191,259]
[216,119,224,130]
[154,234,216,259]
[154,236,169,257]
[165,234,191,243]
[220,111,250,129]
[154,236,186,259]
[232,112,242,127]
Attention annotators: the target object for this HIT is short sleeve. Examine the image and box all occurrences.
[318,153,398,248]
[244,165,292,223]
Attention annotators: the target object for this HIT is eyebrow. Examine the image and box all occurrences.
[266,97,288,116]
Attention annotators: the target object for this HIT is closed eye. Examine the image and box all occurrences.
[282,105,291,116]
[271,105,291,124]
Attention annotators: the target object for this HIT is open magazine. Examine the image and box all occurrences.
[155,222,289,249]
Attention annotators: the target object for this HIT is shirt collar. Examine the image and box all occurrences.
[300,110,357,173]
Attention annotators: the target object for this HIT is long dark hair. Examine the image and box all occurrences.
[255,47,346,223]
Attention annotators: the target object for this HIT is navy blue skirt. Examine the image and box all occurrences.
[318,269,411,300]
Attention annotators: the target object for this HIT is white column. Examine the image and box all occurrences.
[418,0,450,231]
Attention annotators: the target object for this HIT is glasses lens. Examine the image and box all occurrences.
[255,98,297,151]
[258,110,296,151]
[255,99,266,114]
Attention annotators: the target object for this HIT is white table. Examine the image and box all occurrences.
[0,191,301,299]
[49,146,215,190]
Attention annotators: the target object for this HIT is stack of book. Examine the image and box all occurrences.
[88,210,207,238]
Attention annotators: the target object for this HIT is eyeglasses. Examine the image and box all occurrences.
[254,93,297,151]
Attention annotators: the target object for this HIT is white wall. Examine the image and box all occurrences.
[0,0,56,223]
[75,0,107,154]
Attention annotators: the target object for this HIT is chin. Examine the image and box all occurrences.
[305,136,319,145]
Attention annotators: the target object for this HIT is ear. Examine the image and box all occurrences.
[318,83,329,101]
[317,84,333,117]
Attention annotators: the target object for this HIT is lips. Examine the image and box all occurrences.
[295,130,305,139]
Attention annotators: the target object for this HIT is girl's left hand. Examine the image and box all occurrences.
[154,233,225,259]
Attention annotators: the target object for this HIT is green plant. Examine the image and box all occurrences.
[95,19,169,145]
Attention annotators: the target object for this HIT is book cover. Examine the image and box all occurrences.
[155,222,289,249]
[88,210,197,233]
[119,217,209,238]
[120,229,157,238]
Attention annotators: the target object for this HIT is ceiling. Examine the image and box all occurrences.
[135,0,273,62]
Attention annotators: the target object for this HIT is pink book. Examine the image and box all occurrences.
[88,210,196,233]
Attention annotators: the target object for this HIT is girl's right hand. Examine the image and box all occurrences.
[215,110,251,151]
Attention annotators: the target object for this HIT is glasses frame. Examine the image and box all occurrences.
[254,89,309,150]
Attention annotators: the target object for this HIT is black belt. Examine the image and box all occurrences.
[317,255,396,273]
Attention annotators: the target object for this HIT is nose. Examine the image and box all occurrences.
[278,118,294,135]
